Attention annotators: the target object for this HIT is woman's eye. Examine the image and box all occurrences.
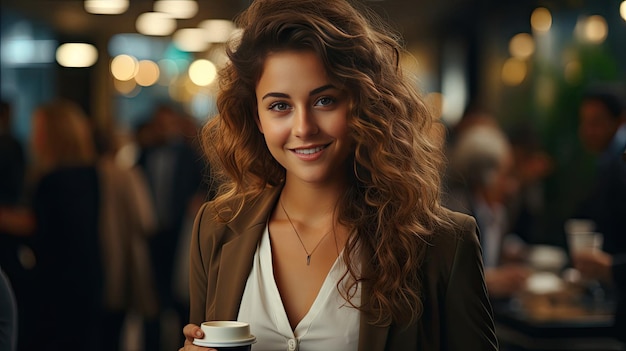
[315,97,335,106]
[268,102,290,111]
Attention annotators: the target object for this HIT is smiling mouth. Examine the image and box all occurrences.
[293,144,329,155]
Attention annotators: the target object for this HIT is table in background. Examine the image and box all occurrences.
[493,285,625,351]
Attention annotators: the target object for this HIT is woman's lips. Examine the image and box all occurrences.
[290,143,330,160]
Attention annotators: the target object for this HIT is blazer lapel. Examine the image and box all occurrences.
[214,186,282,320]
[214,222,265,319]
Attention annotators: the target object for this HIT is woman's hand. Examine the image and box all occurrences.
[179,324,216,351]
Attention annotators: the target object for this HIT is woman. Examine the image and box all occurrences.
[29,99,105,349]
[181,0,498,350]
[28,99,157,350]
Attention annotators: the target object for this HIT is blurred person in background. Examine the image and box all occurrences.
[444,123,530,299]
[0,99,36,350]
[27,98,105,349]
[1,99,159,350]
[135,104,208,351]
[569,88,626,343]
[572,88,626,251]
[94,122,160,351]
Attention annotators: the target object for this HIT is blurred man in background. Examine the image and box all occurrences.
[570,88,626,343]
[444,123,530,299]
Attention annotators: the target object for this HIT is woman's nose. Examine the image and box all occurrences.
[293,108,319,137]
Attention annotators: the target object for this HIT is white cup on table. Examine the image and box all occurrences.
[564,219,602,254]
[566,231,603,254]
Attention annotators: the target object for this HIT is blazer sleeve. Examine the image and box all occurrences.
[444,216,499,351]
[189,202,210,325]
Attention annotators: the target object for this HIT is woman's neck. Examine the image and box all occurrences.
[280,177,346,226]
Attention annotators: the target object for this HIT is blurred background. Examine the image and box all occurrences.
[1,0,625,350]
[2,0,625,244]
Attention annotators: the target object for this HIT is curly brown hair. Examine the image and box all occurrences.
[202,0,452,327]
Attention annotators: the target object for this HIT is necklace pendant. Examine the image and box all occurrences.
[306,255,311,265]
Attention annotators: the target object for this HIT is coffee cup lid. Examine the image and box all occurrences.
[195,321,256,347]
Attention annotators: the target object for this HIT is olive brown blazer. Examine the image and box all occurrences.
[189,185,498,351]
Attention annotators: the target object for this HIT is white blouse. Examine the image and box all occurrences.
[237,226,360,351]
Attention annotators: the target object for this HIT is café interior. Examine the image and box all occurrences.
[1,0,625,350]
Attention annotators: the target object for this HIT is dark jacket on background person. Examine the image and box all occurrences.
[32,166,104,350]
[574,124,626,256]
[189,185,498,351]
[574,125,626,343]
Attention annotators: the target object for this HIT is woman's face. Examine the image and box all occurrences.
[255,50,353,186]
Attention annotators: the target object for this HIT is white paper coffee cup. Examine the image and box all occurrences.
[193,321,256,350]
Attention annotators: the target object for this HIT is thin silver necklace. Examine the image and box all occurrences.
[280,199,333,266]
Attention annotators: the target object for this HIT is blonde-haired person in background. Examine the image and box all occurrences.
[29,99,97,177]
[180,0,498,350]
[26,99,106,350]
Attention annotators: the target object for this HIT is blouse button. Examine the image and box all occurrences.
[287,338,297,351]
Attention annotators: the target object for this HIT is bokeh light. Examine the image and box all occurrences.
[531,7,552,33]
[189,59,217,86]
[501,58,527,86]
[55,43,98,67]
[136,12,176,36]
[153,0,198,19]
[583,15,608,44]
[110,54,138,81]
[134,60,160,86]
[84,0,128,15]
[509,33,535,59]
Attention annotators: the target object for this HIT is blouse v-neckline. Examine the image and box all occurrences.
[237,226,360,350]
[263,225,344,334]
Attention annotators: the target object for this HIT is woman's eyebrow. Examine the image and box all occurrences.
[261,84,336,101]
[309,84,335,96]
[261,92,289,100]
